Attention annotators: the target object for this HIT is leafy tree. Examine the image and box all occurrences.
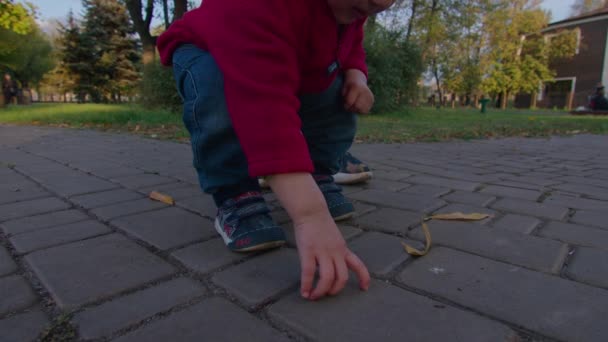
[0,0,35,35]
[570,0,607,16]
[0,22,55,103]
[124,0,187,64]
[60,1,140,103]
[480,0,576,109]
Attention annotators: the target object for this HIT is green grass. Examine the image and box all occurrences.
[1,103,608,143]
[357,107,608,142]
[0,103,189,140]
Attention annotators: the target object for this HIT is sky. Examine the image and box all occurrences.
[30,0,575,24]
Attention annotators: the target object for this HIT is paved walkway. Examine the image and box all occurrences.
[1,125,608,341]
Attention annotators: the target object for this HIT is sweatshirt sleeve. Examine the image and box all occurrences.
[341,19,368,78]
[194,1,313,177]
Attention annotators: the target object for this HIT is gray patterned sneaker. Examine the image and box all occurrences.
[215,192,286,252]
[314,175,355,221]
[333,152,373,185]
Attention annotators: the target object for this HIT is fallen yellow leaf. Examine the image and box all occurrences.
[149,191,175,205]
[429,212,491,221]
[402,222,432,256]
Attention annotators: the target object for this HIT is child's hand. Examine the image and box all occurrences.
[343,68,374,114]
[267,173,370,300]
[294,212,370,300]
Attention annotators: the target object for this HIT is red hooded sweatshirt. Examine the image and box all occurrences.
[158,0,367,177]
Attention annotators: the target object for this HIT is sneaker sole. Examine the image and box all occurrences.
[333,171,373,185]
[214,218,285,253]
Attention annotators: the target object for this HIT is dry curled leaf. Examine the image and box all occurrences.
[149,191,175,205]
[402,222,432,256]
[429,212,491,221]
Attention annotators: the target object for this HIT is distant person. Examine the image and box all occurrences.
[2,73,16,106]
[589,84,608,110]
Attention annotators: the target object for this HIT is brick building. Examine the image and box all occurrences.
[516,7,608,109]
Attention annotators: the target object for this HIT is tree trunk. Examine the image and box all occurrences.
[125,0,156,64]
[406,0,418,42]
[531,92,537,109]
[432,58,442,107]
[501,91,508,110]
[162,0,169,29]
[173,0,187,21]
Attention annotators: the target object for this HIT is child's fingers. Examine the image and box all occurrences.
[299,253,316,299]
[310,255,335,300]
[346,251,370,291]
[329,258,349,296]
[344,88,359,110]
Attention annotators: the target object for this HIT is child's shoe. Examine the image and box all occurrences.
[333,152,373,185]
[314,175,355,221]
[215,192,286,252]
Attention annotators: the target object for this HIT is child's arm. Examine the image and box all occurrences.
[341,19,375,114]
[267,173,370,300]
[343,68,374,114]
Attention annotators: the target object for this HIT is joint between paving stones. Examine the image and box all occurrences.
[388,278,563,342]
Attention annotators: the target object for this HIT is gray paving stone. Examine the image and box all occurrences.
[361,179,410,192]
[570,210,608,230]
[268,280,517,342]
[440,190,496,207]
[25,234,176,309]
[0,309,49,342]
[480,185,542,201]
[539,221,608,249]
[88,165,145,179]
[408,221,568,273]
[355,208,422,234]
[489,180,546,191]
[0,245,17,277]
[0,197,71,222]
[212,248,299,307]
[371,169,411,181]
[349,189,446,213]
[406,175,481,191]
[90,198,167,221]
[351,201,377,218]
[491,214,541,234]
[565,247,608,289]
[0,209,89,235]
[0,183,50,206]
[348,232,418,277]
[70,188,144,209]
[551,182,608,200]
[0,275,38,315]
[73,278,205,339]
[283,224,362,247]
[543,193,608,211]
[501,175,562,187]
[432,203,497,224]
[559,175,608,189]
[171,239,247,274]
[111,173,175,189]
[113,297,288,342]
[397,247,608,342]
[9,220,111,254]
[111,207,215,250]
[176,194,217,218]
[491,198,569,220]
[400,184,451,197]
[35,172,119,198]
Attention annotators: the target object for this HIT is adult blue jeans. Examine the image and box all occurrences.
[172,44,357,196]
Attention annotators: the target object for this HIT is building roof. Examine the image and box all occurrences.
[549,6,608,28]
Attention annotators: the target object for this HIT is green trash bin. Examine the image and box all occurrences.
[479,98,490,113]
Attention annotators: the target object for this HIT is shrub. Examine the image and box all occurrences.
[139,60,181,112]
